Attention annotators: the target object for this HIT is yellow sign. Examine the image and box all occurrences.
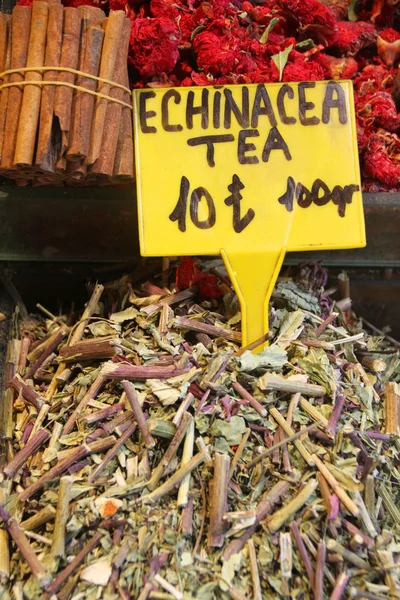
[133,81,365,347]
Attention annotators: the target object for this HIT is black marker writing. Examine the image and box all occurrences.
[169,176,216,231]
[224,174,255,233]
[169,175,255,233]
[187,134,235,167]
[278,177,359,217]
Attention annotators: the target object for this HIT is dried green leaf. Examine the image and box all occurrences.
[88,321,120,337]
[260,17,280,43]
[348,0,359,21]
[274,281,320,313]
[325,462,364,492]
[271,44,293,82]
[110,306,139,323]
[236,344,287,371]
[209,416,247,445]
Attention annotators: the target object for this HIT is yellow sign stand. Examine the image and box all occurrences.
[133,81,365,347]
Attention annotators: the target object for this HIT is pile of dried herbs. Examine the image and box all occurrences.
[0,259,399,600]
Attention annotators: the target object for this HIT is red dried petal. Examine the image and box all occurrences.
[282,58,325,82]
[363,130,400,187]
[379,28,400,43]
[275,0,336,28]
[354,63,392,96]
[330,21,377,56]
[175,258,222,300]
[193,30,239,76]
[317,54,358,79]
[357,91,400,131]
[150,0,183,19]
[129,17,181,78]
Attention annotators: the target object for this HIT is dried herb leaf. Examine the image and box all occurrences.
[271,44,293,82]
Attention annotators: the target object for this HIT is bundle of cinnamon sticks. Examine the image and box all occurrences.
[0,0,134,186]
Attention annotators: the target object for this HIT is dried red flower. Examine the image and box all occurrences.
[176,258,222,300]
[193,29,240,76]
[129,17,181,78]
[379,28,400,43]
[317,54,358,79]
[363,130,400,187]
[150,0,183,19]
[275,0,336,28]
[357,91,400,131]
[282,58,325,82]
[330,21,377,55]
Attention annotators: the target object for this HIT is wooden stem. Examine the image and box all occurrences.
[88,422,136,483]
[289,522,315,588]
[20,505,56,531]
[260,374,325,396]
[172,392,194,426]
[62,373,106,435]
[4,428,50,478]
[330,573,350,600]
[19,436,116,501]
[385,382,400,435]
[51,476,72,559]
[270,407,314,466]
[0,506,50,588]
[122,381,155,449]
[247,539,262,600]
[174,316,241,343]
[266,479,318,534]
[177,418,195,508]
[315,540,326,600]
[232,381,267,417]
[208,452,231,548]
[148,413,192,491]
[223,480,290,560]
[312,454,359,517]
[142,440,211,504]
[10,374,45,411]
[102,362,189,380]
[46,530,103,594]
[0,530,10,580]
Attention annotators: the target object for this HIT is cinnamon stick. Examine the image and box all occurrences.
[14,1,50,167]
[54,7,82,167]
[35,2,64,172]
[90,16,130,176]
[1,6,31,170]
[0,14,11,162]
[67,6,105,161]
[112,66,134,182]
[87,10,125,165]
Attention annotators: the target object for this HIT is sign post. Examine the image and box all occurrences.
[133,81,365,348]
